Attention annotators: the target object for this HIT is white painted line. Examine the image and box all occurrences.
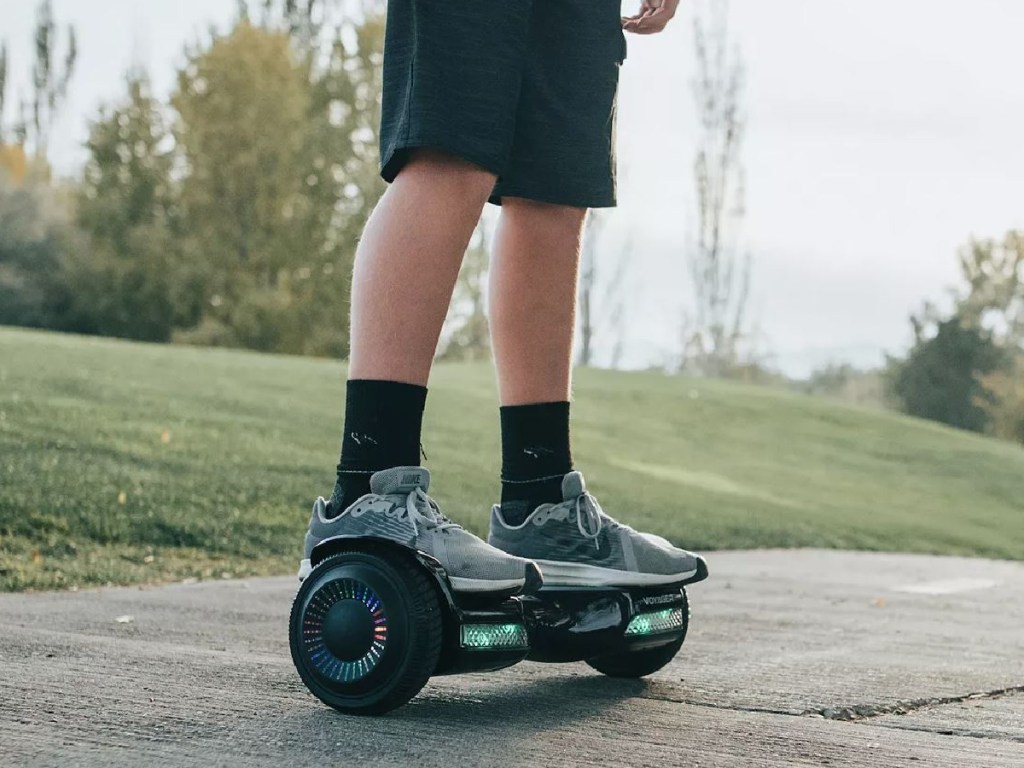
[892,578,999,595]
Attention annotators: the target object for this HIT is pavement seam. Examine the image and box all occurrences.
[799,684,1024,723]
[637,684,1024,737]
[860,719,1024,744]
[637,692,799,718]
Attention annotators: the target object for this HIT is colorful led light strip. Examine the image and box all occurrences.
[460,623,529,650]
[624,607,685,637]
[302,578,388,683]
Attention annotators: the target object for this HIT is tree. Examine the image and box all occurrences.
[955,232,1024,442]
[981,363,1024,444]
[29,0,77,162]
[0,3,77,329]
[578,214,601,367]
[0,173,69,327]
[889,314,1006,433]
[284,6,388,357]
[0,42,8,143]
[957,232,1024,351]
[440,220,491,361]
[682,0,751,377]
[0,143,29,186]
[577,212,630,368]
[171,21,316,351]
[61,73,193,341]
[171,11,386,356]
[889,232,1024,442]
[1,1,76,176]
[800,362,888,408]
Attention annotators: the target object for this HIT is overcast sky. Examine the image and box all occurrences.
[3,0,1023,376]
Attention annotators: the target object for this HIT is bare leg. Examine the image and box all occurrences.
[489,198,589,405]
[349,150,497,385]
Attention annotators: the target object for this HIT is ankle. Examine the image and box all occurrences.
[500,473,565,526]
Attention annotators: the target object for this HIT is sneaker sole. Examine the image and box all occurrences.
[450,576,525,593]
[298,558,537,596]
[533,559,698,588]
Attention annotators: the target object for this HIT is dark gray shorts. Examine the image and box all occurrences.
[379,0,627,209]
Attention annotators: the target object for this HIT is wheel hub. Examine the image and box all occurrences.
[301,577,388,682]
[323,599,375,661]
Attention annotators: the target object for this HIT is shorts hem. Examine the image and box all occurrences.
[380,137,505,183]
[489,185,617,210]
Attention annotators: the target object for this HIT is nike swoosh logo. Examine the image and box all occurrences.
[349,500,393,518]
[551,531,615,563]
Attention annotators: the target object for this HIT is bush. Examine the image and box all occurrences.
[0,173,73,329]
[888,316,1006,432]
[980,358,1024,443]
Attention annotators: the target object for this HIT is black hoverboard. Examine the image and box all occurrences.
[289,536,709,715]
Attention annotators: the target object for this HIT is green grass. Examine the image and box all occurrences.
[2,326,1023,592]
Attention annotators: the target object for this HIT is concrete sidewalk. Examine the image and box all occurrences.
[1,550,1022,767]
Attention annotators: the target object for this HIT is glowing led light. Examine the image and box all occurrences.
[460,623,529,650]
[302,578,388,683]
[624,607,685,637]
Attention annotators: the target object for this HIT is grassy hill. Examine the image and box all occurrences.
[1,327,1023,591]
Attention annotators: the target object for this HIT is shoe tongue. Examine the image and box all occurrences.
[561,471,586,501]
[370,466,431,496]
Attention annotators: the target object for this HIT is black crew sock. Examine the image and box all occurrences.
[499,401,573,526]
[326,379,428,517]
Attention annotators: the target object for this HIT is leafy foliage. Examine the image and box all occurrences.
[957,232,1024,350]
[0,175,71,328]
[889,315,1006,433]
[890,231,1024,441]
[440,222,491,361]
[1,8,386,357]
[172,21,314,350]
[168,14,385,355]
[981,362,1024,444]
[800,363,889,409]
[59,74,196,341]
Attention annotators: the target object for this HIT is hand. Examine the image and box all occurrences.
[622,0,680,35]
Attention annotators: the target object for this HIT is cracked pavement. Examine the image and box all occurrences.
[2,550,1022,767]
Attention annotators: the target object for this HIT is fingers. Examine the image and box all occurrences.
[622,2,655,32]
[622,0,679,35]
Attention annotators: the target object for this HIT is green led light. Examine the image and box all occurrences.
[460,623,529,650]
[624,607,685,637]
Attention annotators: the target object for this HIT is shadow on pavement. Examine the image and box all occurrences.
[399,674,650,726]
[269,673,651,752]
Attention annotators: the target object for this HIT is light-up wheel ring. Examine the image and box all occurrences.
[289,546,442,715]
[302,578,388,683]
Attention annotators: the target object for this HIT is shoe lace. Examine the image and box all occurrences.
[571,491,634,550]
[399,488,461,535]
[575,491,605,550]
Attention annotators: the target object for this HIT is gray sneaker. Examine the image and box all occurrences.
[300,466,541,594]
[488,471,707,588]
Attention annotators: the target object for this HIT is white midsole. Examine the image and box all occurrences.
[298,558,522,593]
[449,576,524,592]
[533,559,697,587]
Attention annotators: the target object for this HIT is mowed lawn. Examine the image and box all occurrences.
[2,327,1023,591]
